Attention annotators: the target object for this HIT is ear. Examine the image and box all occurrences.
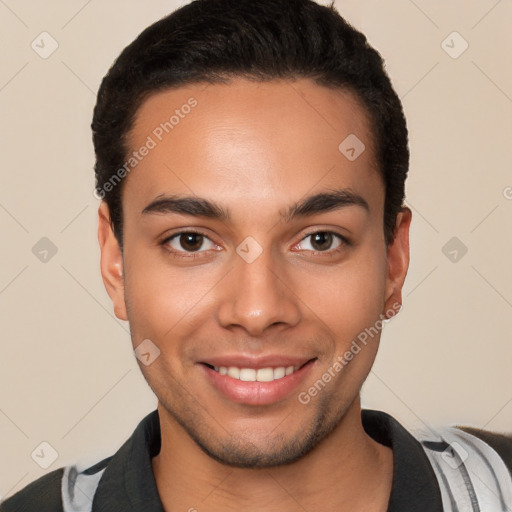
[383,207,412,318]
[97,202,128,321]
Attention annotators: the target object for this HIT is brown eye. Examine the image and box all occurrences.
[310,232,334,251]
[164,231,217,256]
[178,233,204,252]
[296,231,347,254]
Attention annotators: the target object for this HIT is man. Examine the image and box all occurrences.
[2,0,511,511]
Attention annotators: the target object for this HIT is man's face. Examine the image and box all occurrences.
[99,78,410,468]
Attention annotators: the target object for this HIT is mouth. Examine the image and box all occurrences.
[198,357,317,405]
[201,361,311,382]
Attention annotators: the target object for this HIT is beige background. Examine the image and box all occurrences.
[1,0,511,499]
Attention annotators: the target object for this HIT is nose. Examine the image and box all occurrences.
[216,246,301,337]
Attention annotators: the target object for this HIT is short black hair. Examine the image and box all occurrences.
[92,0,409,247]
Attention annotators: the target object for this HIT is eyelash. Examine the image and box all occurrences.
[159,229,351,260]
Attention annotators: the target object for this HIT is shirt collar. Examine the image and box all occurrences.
[362,409,444,511]
[92,408,443,511]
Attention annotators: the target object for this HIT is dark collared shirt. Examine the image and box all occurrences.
[2,409,511,511]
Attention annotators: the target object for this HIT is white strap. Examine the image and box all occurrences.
[61,465,105,512]
[417,426,512,511]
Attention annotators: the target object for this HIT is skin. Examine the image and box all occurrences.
[98,77,411,511]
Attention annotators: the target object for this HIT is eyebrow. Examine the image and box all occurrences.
[141,188,369,223]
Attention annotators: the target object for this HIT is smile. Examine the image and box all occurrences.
[200,359,316,405]
[208,365,297,382]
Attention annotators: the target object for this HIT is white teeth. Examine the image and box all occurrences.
[239,368,256,381]
[273,367,285,379]
[256,367,274,382]
[227,367,240,379]
[212,365,297,382]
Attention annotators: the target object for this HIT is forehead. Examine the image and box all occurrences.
[123,78,383,221]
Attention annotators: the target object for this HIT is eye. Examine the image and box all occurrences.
[295,231,348,254]
[162,231,218,257]
[160,229,350,260]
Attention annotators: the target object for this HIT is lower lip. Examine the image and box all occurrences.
[199,360,316,406]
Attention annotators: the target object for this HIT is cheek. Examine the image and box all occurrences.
[122,246,219,342]
[308,249,387,335]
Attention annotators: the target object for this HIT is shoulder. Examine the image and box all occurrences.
[0,456,112,512]
[0,410,160,512]
[1,410,159,512]
[0,467,65,512]
[416,423,512,509]
[457,425,512,476]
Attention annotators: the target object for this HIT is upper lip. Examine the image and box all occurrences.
[199,355,316,369]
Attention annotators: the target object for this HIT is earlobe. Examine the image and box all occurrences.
[97,202,128,321]
[384,207,412,318]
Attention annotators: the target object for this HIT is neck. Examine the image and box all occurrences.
[152,397,393,512]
